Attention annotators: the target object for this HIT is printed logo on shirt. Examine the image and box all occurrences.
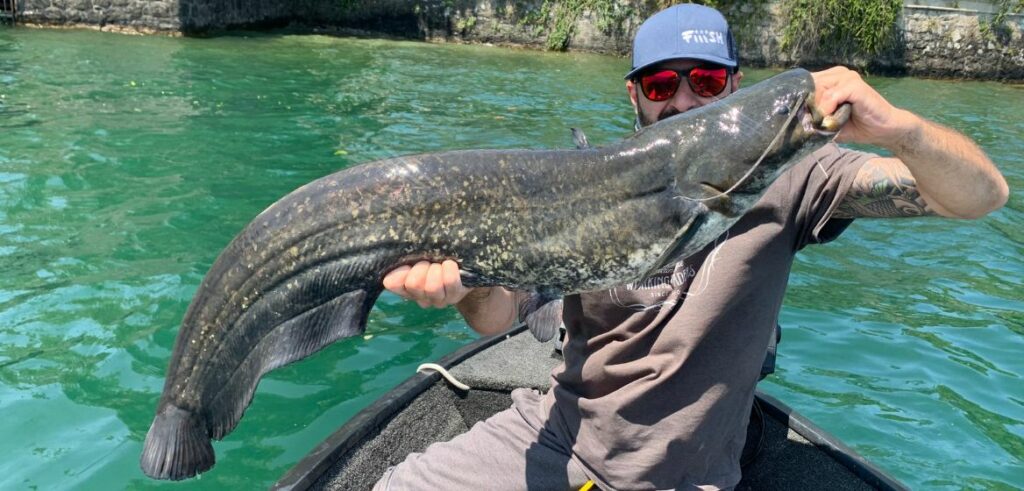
[606,231,730,311]
[608,264,683,311]
[624,265,694,291]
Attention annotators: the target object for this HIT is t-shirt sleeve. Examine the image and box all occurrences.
[790,143,877,250]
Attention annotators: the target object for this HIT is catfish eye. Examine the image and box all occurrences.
[775,105,791,116]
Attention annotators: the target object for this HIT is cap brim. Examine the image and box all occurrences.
[625,54,738,80]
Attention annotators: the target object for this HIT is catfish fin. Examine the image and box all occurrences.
[571,128,591,149]
[459,270,483,288]
[140,286,382,480]
[140,405,213,480]
[520,291,563,342]
[640,214,705,279]
[206,286,382,439]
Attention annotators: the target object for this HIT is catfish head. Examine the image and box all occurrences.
[662,68,849,216]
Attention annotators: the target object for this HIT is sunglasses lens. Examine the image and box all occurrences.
[688,67,728,97]
[640,70,680,102]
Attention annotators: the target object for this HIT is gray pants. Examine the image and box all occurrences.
[373,388,592,491]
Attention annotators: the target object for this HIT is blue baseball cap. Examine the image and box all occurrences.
[625,4,738,80]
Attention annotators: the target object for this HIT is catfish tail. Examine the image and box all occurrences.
[140,405,213,480]
[140,285,382,480]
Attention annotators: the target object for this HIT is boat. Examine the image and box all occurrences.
[274,325,908,490]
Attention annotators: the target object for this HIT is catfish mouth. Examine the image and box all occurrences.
[801,94,853,136]
[689,90,844,204]
[798,99,815,134]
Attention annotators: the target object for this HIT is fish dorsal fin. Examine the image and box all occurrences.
[571,128,591,149]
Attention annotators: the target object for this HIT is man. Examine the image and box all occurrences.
[376,4,1008,490]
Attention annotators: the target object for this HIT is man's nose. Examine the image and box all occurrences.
[667,84,703,114]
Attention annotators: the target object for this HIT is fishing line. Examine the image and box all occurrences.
[677,94,808,202]
[813,128,843,179]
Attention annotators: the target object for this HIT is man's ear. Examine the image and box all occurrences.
[626,80,640,110]
[732,70,743,91]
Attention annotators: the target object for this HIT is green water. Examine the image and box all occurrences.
[0,27,1021,490]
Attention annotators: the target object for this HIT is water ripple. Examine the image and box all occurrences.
[0,28,1021,489]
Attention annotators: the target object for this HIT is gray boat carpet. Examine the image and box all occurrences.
[312,330,874,490]
[448,330,562,392]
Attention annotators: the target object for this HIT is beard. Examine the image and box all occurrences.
[636,107,679,129]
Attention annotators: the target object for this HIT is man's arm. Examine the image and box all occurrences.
[382,260,517,335]
[833,158,936,219]
[814,67,1009,220]
[454,286,518,336]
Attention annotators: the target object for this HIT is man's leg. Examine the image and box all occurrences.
[373,389,590,490]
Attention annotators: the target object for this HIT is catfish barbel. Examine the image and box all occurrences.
[141,69,850,480]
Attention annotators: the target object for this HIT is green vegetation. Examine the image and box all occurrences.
[990,0,1024,24]
[519,0,903,61]
[455,13,478,33]
[780,0,903,58]
[504,0,1016,64]
[539,0,595,50]
[518,0,624,50]
[520,0,769,51]
[980,0,1024,41]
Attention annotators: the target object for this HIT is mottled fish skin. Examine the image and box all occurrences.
[141,69,835,480]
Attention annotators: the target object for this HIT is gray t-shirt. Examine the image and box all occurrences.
[514,143,875,490]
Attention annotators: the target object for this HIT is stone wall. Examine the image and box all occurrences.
[16,0,180,33]
[11,0,1024,79]
[711,2,1023,79]
[902,6,1024,79]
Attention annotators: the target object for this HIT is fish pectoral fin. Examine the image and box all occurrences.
[522,292,563,342]
[641,214,706,279]
[571,128,591,149]
[459,270,483,288]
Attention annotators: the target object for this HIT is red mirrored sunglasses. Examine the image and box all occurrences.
[638,66,730,101]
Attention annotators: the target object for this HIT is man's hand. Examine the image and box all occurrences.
[811,66,1008,219]
[383,260,469,308]
[811,66,914,149]
[383,260,517,335]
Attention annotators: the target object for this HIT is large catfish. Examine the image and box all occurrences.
[141,69,849,480]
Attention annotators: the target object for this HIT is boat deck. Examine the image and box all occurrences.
[279,329,903,490]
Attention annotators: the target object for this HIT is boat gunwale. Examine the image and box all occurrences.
[753,391,907,491]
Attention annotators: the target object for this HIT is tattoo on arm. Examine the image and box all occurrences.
[833,159,937,219]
